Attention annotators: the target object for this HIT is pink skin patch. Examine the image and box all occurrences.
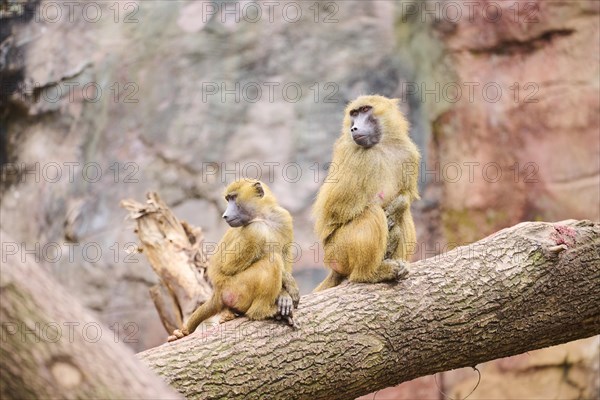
[551,225,577,246]
[222,291,238,309]
[373,191,385,205]
[329,259,342,273]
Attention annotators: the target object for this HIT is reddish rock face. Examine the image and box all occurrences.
[398,1,599,399]
[410,0,599,249]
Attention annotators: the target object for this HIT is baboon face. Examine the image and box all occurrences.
[222,181,265,227]
[222,196,252,227]
[349,105,381,148]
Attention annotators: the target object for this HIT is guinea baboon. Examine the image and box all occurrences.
[168,179,299,341]
[313,95,420,292]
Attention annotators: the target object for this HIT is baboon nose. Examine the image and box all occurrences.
[351,126,357,132]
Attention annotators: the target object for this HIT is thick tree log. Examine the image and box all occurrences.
[139,220,600,400]
[121,192,212,332]
[0,232,182,399]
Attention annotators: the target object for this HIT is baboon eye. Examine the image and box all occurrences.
[350,110,358,117]
[360,105,372,113]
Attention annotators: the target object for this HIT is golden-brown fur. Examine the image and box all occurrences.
[313,95,420,291]
[168,179,298,341]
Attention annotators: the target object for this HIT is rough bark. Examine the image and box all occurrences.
[139,220,600,400]
[121,192,212,333]
[0,232,182,400]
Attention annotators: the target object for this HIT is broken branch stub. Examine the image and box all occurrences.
[121,192,212,333]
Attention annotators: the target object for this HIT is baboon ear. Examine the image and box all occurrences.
[253,181,264,198]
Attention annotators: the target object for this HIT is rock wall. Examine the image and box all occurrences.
[401,0,600,248]
[1,0,598,398]
[391,1,599,398]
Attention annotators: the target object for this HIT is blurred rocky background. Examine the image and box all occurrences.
[1,0,598,398]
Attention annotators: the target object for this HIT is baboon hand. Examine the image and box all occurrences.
[391,259,410,281]
[277,292,294,316]
[381,259,410,281]
[385,194,409,218]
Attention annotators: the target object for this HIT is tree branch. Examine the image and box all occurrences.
[139,220,600,400]
[0,232,183,400]
[121,192,212,332]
